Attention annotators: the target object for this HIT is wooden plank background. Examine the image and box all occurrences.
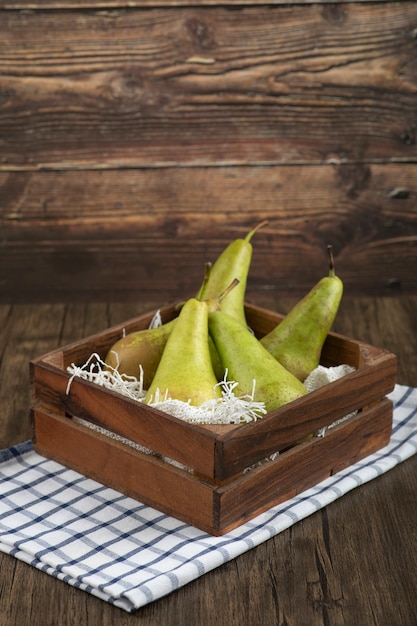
[1,1,416,302]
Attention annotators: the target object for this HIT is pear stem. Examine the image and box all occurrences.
[217,277,240,303]
[327,244,336,277]
[196,261,213,300]
[245,220,269,243]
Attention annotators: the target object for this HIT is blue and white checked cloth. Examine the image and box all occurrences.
[1,384,416,612]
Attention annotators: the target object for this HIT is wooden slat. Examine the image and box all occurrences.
[31,359,223,478]
[0,1,395,8]
[216,397,393,530]
[217,352,397,478]
[32,406,218,533]
[1,163,416,301]
[0,3,416,167]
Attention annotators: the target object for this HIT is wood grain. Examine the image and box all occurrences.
[0,0,396,7]
[1,163,416,301]
[0,3,416,168]
[0,1,416,302]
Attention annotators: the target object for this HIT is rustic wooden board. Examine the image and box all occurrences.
[0,1,394,8]
[0,3,416,168]
[1,163,416,302]
[0,0,416,305]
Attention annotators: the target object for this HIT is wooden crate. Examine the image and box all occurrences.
[30,302,397,535]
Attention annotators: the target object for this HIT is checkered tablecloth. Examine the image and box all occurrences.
[1,384,416,612]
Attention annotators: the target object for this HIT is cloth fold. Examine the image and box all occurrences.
[1,384,416,613]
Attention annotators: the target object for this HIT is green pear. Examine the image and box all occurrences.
[145,298,222,406]
[104,317,177,389]
[260,246,343,381]
[104,276,238,390]
[208,309,307,412]
[199,221,268,327]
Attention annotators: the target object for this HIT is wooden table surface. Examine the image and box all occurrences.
[1,296,416,626]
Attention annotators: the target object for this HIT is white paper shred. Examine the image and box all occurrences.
[304,364,356,392]
[148,309,163,329]
[149,378,267,425]
[66,356,267,426]
[66,353,146,402]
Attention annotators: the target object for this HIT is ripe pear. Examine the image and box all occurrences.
[104,318,177,389]
[260,246,343,381]
[199,221,268,327]
[104,276,237,390]
[208,309,308,412]
[145,298,222,406]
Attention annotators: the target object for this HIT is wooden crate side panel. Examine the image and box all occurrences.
[217,351,396,478]
[32,397,393,535]
[31,361,220,477]
[215,398,393,532]
[33,407,217,533]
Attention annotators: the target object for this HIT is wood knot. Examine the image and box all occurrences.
[321,4,348,26]
[335,163,371,199]
[185,17,216,50]
[386,278,402,291]
[400,128,416,146]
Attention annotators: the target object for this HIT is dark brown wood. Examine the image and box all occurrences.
[32,396,392,534]
[1,163,417,302]
[32,405,218,532]
[1,2,416,303]
[0,0,394,7]
[1,296,416,624]
[1,3,416,168]
[32,361,222,477]
[216,398,393,531]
